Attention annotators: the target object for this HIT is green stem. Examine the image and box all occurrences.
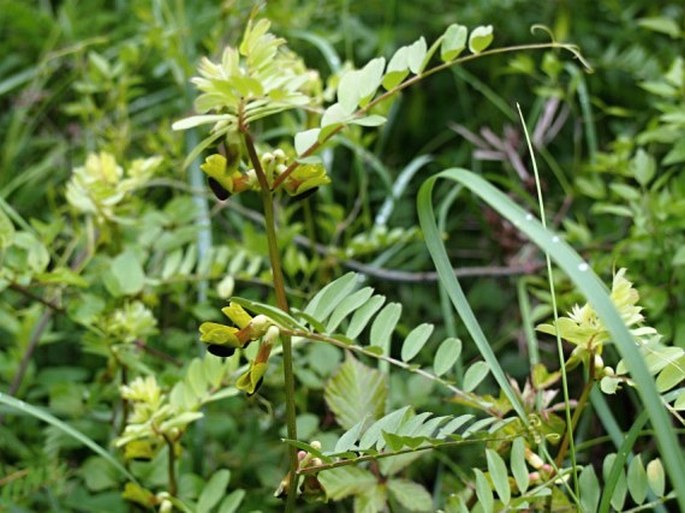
[241,127,299,511]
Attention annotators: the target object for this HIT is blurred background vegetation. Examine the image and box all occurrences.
[0,0,683,511]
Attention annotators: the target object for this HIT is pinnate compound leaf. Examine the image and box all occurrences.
[627,455,648,504]
[441,24,468,61]
[197,469,230,513]
[387,479,433,512]
[433,337,462,376]
[511,437,529,494]
[646,458,665,497]
[486,448,510,505]
[401,323,434,362]
[468,25,494,54]
[474,468,494,513]
[324,354,387,430]
[359,406,411,450]
[579,465,600,513]
[463,361,490,391]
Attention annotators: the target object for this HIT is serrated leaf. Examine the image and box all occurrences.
[486,448,510,504]
[346,295,386,339]
[324,354,387,430]
[388,479,433,511]
[463,361,490,392]
[510,437,529,493]
[474,468,493,513]
[627,455,648,504]
[355,484,387,513]
[295,128,321,156]
[468,25,494,54]
[197,469,230,513]
[407,37,427,74]
[319,466,376,500]
[433,337,462,376]
[579,465,600,513]
[646,458,665,497]
[441,24,468,61]
[401,323,434,362]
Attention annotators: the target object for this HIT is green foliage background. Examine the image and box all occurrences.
[1,0,683,512]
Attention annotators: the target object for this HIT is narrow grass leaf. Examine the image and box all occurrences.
[417,169,685,509]
[0,393,136,483]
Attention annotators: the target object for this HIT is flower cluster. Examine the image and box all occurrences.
[66,151,161,222]
[199,302,280,395]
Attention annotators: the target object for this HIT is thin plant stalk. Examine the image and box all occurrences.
[516,103,580,502]
[240,125,299,512]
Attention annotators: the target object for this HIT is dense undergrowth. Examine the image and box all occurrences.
[1,1,684,512]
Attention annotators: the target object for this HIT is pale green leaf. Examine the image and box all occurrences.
[433,337,462,376]
[674,389,685,410]
[638,16,681,38]
[407,37,427,74]
[382,46,410,90]
[511,437,529,494]
[324,354,387,430]
[369,303,402,368]
[358,57,386,106]
[334,418,365,453]
[646,458,665,497]
[602,453,627,511]
[388,479,432,511]
[319,466,376,500]
[321,102,353,128]
[486,448,510,504]
[463,361,490,392]
[305,272,359,322]
[295,128,321,156]
[217,490,245,513]
[359,406,411,450]
[346,295,386,339]
[197,469,230,513]
[172,114,231,130]
[441,24,468,61]
[349,115,387,127]
[108,250,145,296]
[437,413,473,438]
[338,69,363,113]
[627,455,648,504]
[631,148,656,186]
[0,207,14,249]
[468,25,494,54]
[401,323,434,362]
[355,484,387,513]
[579,465,600,513]
[655,354,685,392]
[474,468,493,513]
[327,287,375,333]
[187,358,208,398]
